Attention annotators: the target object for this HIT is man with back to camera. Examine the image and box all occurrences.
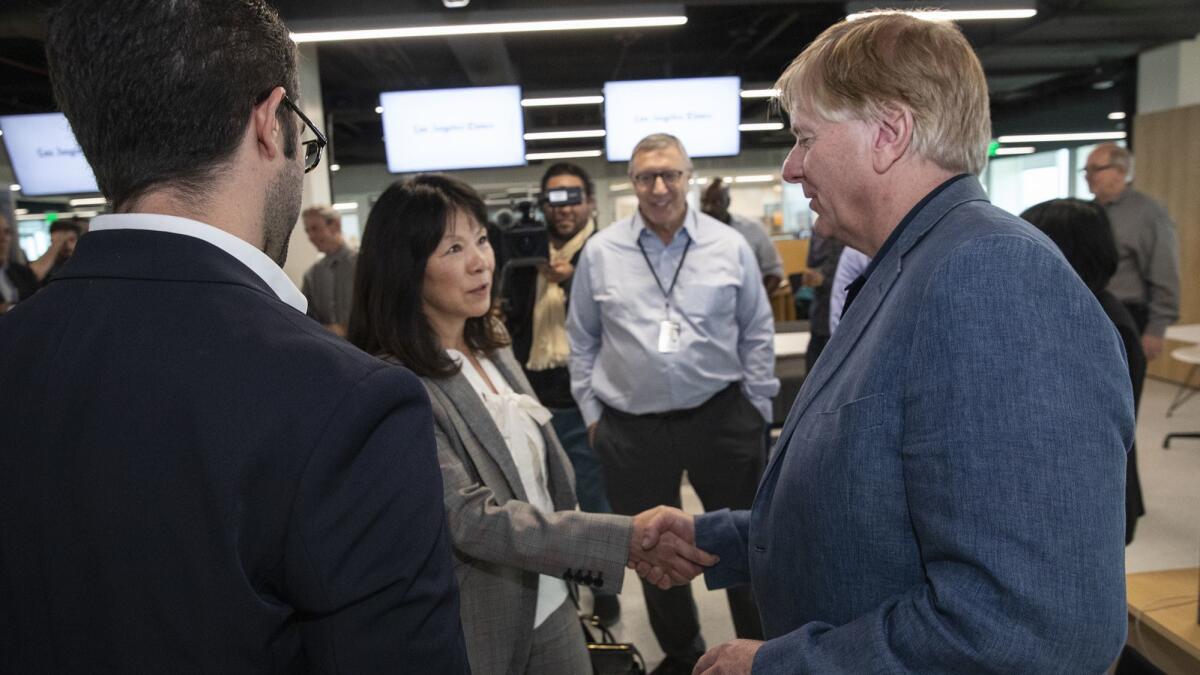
[300,204,357,337]
[501,161,621,623]
[1085,142,1180,361]
[700,178,785,296]
[639,13,1134,674]
[0,1,468,672]
[568,133,778,674]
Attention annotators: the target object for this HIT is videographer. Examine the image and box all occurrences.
[500,162,620,624]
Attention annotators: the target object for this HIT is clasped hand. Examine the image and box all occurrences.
[628,506,718,590]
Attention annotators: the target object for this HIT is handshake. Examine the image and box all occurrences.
[627,506,719,590]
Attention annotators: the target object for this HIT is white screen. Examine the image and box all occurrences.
[0,113,99,196]
[381,86,526,173]
[604,77,741,161]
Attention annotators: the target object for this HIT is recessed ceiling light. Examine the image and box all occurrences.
[1107,112,1127,120]
[521,95,604,107]
[740,89,780,99]
[291,16,688,43]
[525,149,604,161]
[847,9,1036,22]
[523,129,606,141]
[68,197,107,206]
[738,122,784,132]
[997,131,1126,143]
[993,146,1036,156]
[329,164,341,172]
[374,106,384,114]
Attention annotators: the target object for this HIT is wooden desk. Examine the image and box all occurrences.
[1126,567,1200,675]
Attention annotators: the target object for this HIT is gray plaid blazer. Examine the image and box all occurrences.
[421,347,632,675]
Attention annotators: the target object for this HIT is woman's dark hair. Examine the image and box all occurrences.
[1020,198,1119,294]
[348,174,507,378]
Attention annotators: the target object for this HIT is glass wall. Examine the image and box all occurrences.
[984,142,1125,216]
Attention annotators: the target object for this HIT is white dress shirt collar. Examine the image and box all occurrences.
[630,206,706,246]
[89,213,307,313]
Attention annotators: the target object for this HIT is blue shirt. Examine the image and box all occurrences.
[567,207,779,425]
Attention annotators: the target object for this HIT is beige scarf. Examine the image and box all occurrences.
[526,222,595,371]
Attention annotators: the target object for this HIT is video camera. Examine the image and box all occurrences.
[493,200,549,270]
[492,199,549,311]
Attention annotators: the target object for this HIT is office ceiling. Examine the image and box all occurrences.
[1,0,1198,167]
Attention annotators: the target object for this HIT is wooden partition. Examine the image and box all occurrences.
[1134,103,1200,385]
[775,238,810,277]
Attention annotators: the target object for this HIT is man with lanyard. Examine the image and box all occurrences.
[567,133,778,675]
[502,162,621,624]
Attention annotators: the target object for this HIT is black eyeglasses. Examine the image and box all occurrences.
[1080,163,1115,175]
[632,170,688,189]
[280,94,327,173]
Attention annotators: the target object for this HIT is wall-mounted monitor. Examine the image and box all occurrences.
[603,77,741,161]
[0,113,100,196]
[380,85,526,173]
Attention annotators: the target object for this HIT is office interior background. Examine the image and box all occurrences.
[1,0,1199,668]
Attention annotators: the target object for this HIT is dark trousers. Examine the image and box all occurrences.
[594,384,766,662]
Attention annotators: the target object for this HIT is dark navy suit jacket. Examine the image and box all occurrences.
[697,178,1134,673]
[0,228,469,673]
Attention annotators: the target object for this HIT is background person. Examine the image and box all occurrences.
[1085,142,1180,361]
[0,1,469,671]
[347,173,717,675]
[0,214,38,313]
[568,133,777,675]
[501,162,621,623]
[655,14,1133,674]
[300,204,356,336]
[1021,197,1145,544]
[29,218,81,285]
[700,177,784,295]
[801,227,842,369]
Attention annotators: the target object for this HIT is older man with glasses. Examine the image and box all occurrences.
[567,132,778,675]
[1084,142,1180,361]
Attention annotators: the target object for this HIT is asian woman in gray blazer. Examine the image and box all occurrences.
[348,174,715,675]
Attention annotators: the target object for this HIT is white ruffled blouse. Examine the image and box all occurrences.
[447,349,570,628]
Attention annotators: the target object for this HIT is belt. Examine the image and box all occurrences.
[605,382,740,420]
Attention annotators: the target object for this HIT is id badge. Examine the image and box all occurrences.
[657,320,681,353]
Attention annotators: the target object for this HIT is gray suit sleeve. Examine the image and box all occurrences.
[432,406,632,591]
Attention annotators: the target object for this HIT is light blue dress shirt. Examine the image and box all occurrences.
[567,208,779,426]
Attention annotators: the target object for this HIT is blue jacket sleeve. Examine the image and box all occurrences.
[696,508,753,589]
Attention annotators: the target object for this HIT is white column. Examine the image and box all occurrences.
[283,43,331,287]
[1137,34,1200,115]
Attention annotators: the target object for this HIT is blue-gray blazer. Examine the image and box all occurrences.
[697,177,1135,673]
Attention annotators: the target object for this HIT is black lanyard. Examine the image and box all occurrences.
[636,234,692,313]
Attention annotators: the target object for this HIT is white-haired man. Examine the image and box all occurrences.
[644,14,1134,674]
